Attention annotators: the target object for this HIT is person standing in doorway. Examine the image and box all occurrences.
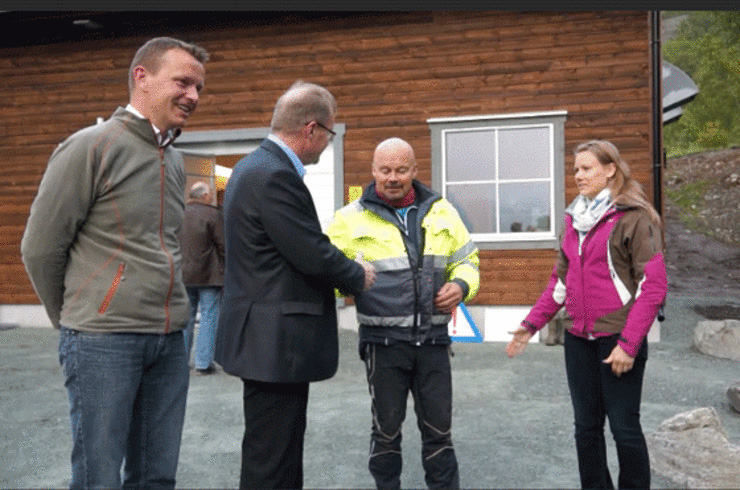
[180,180,224,375]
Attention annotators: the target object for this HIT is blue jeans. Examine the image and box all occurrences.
[58,327,189,489]
[564,331,650,489]
[183,287,221,370]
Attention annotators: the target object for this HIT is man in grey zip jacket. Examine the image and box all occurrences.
[21,37,208,489]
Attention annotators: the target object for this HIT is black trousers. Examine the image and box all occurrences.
[564,331,650,489]
[240,379,309,489]
[363,342,459,490]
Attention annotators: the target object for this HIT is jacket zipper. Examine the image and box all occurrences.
[578,228,588,335]
[159,147,175,333]
[575,208,617,337]
[398,209,425,345]
[98,262,126,314]
[415,227,426,344]
[400,231,421,345]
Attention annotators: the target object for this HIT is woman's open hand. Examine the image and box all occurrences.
[506,327,533,358]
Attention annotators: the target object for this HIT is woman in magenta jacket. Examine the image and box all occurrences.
[507,140,667,489]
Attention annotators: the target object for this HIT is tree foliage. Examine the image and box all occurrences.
[663,11,740,157]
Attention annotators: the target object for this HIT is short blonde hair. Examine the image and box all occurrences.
[128,37,209,93]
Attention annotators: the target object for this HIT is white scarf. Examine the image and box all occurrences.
[567,188,614,233]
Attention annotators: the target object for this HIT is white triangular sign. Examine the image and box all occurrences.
[447,303,483,343]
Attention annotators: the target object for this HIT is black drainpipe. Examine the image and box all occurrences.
[651,11,667,321]
[650,10,663,216]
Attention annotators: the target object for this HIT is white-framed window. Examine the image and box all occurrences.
[428,111,567,250]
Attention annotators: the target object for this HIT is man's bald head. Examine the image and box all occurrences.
[373,137,416,164]
[371,137,418,204]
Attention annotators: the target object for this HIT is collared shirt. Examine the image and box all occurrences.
[125,104,174,147]
[267,133,306,179]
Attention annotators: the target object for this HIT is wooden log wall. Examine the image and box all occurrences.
[0,10,654,306]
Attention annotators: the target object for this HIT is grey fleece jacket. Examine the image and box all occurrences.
[21,107,190,333]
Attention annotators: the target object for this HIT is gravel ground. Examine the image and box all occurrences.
[1,292,738,489]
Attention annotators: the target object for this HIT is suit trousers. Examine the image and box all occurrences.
[240,379,309,489]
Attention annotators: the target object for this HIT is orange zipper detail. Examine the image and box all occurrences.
[98,262,125,314]
[159,152,175,333]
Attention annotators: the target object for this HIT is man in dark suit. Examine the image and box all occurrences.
[215,80,375,489]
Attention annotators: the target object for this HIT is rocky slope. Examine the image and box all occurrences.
[663,147,740,317]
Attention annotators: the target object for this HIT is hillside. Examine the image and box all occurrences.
[663,147,740,316]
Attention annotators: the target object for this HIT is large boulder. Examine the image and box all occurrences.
[728,383,740,413]
[693,319,740,360]
[647,407,740,488]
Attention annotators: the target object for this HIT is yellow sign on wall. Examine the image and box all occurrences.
[348,185,363,203]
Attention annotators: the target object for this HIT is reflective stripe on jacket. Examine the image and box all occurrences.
[327,181,479,344]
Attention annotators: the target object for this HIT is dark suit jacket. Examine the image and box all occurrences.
[215,138,365,383]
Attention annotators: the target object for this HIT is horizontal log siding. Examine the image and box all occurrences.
[0,11,652,306]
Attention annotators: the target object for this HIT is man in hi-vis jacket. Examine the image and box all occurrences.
[328,137,480,490]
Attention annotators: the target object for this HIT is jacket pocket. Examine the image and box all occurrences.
[98,262,125,314]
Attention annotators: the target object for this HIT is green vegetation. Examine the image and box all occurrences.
[665,180,710,211]
[665,180,713,233]
[662,11,740,158]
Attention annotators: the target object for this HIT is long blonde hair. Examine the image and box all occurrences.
[574,140,662,227]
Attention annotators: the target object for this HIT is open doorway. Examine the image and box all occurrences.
[175,128,266,209]
[174,125,346,230]
[180,151,242,208]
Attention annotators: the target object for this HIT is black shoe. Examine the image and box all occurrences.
[195,365,216,375]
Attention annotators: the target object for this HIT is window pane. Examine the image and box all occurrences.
[445,183,497,233]
[498,127,550,180]
[499,182,551,233]
[445,130,496,182]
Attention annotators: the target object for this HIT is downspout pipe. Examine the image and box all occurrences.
[650,10,663,217]
[650,11,666,322]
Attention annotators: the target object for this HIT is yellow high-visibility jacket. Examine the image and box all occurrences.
[327,181,479,345]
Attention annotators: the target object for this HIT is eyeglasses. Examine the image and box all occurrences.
[307,120,336,141]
